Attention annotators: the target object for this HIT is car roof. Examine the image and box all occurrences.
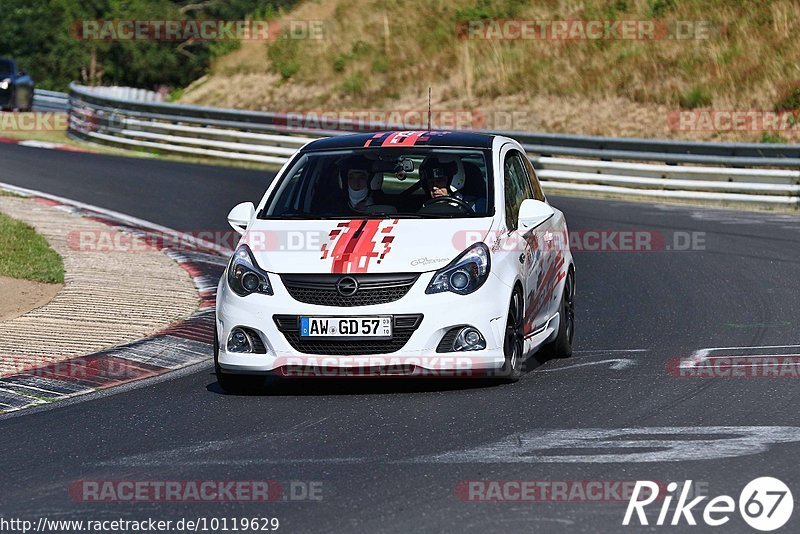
[302,131,495,151]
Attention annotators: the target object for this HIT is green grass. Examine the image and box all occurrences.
[341,73,366,96]
[679,86,713,109]
[0,211,64,283]
[775,82,800,112]
[759,132,785,144]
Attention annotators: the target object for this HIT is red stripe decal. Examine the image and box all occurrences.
[322,220,397,273]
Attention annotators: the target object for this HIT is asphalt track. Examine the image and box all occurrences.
[1,142,800,533]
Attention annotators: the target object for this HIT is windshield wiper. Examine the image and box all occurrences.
[422,213,487,219]
[362,213,424,219]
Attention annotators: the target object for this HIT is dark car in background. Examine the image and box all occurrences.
[0,58,34,111]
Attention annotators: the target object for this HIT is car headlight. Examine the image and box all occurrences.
[227,244,273,297]
[0,79,10,90]
[425,242,490,295]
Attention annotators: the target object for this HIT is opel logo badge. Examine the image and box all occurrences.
[336,276,358,297]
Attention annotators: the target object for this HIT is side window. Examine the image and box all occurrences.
[521,156,546,201]
[503,151,530,230]
[267,160,306,215]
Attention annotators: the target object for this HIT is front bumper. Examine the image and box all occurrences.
[215,271,511,375]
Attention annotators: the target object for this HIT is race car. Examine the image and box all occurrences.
[0,58,34,111]
[215,131,575,390]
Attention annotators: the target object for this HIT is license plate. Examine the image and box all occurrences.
[300,316,392,338]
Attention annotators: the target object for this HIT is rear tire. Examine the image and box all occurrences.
[214,325,265,393]
[541,269,575,359]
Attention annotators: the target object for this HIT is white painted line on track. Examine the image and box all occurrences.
[403,426,800,464]
[538,359,636,372]
[98,426,800,466]
[573,349,649,353]
[681,344,800,369]
[704,354,800,359]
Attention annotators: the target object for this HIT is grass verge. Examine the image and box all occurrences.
[0,211,64,283]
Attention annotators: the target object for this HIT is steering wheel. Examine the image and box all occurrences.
[421,195,475,214]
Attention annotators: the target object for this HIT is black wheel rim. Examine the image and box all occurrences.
[504,291,524,371]
[564,272,575,344]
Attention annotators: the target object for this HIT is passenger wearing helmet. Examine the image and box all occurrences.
[341,155,397,214]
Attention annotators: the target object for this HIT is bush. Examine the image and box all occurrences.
[648,0,677,18]
[267,37,301,79]
[333,55,348,73]
[341,73,366,96]
[774,81,800,111]
[455,0,527,20]
[759,132,785,144]
[679,87,712,109]
[167,87,184,102]
[371,55,389,74]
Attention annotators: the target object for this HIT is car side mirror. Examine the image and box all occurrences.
[227,202,255,234]
[18,70,25,76]
[518,199,554,230]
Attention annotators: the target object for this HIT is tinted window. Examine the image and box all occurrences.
[521,156,546,201]
[503,151,531,230]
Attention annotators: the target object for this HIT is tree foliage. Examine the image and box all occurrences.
[0,0,297,90]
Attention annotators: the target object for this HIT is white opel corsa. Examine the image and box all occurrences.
[215,131,574,390]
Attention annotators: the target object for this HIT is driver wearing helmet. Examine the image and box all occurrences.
[419,155,486,213]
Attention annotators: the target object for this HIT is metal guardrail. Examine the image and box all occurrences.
[32,89,69,112]
[62,83,800,207]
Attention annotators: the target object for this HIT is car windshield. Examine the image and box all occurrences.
[0,60,13,76]
[260,148,493,219]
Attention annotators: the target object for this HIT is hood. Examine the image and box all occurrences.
[243,217,495,274]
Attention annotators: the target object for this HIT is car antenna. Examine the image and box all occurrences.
[427,87,431,131]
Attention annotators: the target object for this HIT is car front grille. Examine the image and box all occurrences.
[273,314,423,355]
[280,273,419,307]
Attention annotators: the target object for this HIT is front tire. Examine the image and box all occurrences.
[497,288,525,382]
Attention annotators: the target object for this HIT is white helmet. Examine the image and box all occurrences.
[420,154,465,193]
